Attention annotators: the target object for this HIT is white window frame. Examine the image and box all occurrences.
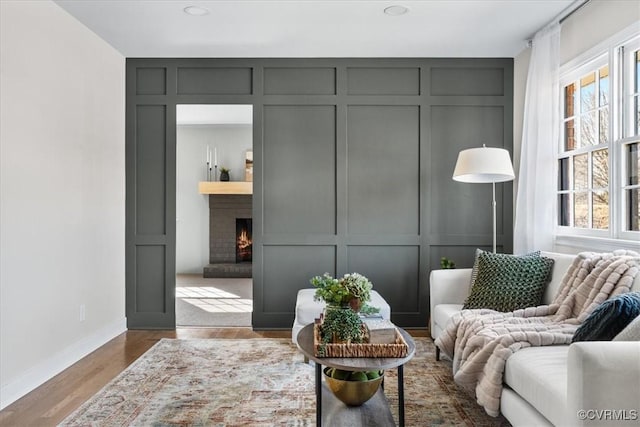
[558,54,610,236]
[620,36,640,241]
[556,25,640,250]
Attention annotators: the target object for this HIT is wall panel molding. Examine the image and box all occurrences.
[126,58,514,329]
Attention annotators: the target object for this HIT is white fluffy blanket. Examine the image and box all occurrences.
[434,251,640,417]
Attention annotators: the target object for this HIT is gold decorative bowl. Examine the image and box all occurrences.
[323,367,384,406]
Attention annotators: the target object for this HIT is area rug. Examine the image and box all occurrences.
[59,338,511,427]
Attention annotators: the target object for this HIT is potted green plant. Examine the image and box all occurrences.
[310,272,380,353]
[219,167,230,181]
[320,306,365,346]
[311,272,373,311]
[440,257,456,269]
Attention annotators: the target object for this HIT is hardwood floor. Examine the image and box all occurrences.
[0,328,429,426]
[0,328,288,426]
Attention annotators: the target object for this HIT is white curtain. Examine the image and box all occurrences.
[514,22,561,254]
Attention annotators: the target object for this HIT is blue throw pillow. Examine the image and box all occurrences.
[573,292,640,342]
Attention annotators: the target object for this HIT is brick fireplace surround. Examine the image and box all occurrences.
[203,194,252,278]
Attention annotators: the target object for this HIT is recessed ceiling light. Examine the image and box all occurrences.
[384,5,409,16]
[184,6,210,16]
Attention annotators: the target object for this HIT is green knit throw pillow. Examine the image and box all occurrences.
[463,251,555,312]
[469,248,540,290]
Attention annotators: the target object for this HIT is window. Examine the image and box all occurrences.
[623,46,640,231]
[558,33,640,241]
[559,61,610,230]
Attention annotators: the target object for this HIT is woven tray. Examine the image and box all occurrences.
[313,323,408,358]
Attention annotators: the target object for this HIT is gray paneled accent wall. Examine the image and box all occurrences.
[263,105,336,235]
[346,105,420,235]
[126,58,513,329]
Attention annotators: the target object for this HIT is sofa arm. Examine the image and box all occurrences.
[429,268,472,315]
[567,342,640,426]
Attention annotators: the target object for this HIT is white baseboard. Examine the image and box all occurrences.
[0,317,127,410]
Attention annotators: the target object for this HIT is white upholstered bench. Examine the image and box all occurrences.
[291,289,392,344]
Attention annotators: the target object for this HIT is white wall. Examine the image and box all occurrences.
[176,125,252,274]
[559,0,640,65]
[0,0,125,409]
[512,0,639,253]
[514,0,640,176]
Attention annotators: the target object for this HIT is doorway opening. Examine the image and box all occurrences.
[175,104,253,327]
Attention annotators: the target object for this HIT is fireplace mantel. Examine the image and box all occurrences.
[198,181,252,195]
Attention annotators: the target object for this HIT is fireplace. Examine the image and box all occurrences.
[204,194,252,278]
[236,218,252,263]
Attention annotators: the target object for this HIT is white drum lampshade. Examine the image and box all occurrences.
[452,146,515,183]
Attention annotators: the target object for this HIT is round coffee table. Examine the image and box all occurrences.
[296,323,416,426]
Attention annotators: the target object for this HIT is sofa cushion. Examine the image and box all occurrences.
[433,304,464,331]
[501,387,554,427]
[463,251,555,312]
[540,251,576,305]
[614,314,640,341]
[503,345,569,427]
[573,292,640,342]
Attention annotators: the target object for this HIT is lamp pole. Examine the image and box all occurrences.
[492,182,497,253]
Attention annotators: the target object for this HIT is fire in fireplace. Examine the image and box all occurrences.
[235,218,252,263]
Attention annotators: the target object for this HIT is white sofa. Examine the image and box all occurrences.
[429,251,640,427]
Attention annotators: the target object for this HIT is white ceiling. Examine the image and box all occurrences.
[54,0,577,58]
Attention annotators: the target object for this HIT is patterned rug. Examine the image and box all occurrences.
[59,338,511,426]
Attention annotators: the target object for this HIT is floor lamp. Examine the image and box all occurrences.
[452,145,515,253]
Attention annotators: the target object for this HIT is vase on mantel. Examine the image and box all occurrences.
[220,170,230,181]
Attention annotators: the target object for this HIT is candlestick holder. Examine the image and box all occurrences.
[214,165,218,182]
